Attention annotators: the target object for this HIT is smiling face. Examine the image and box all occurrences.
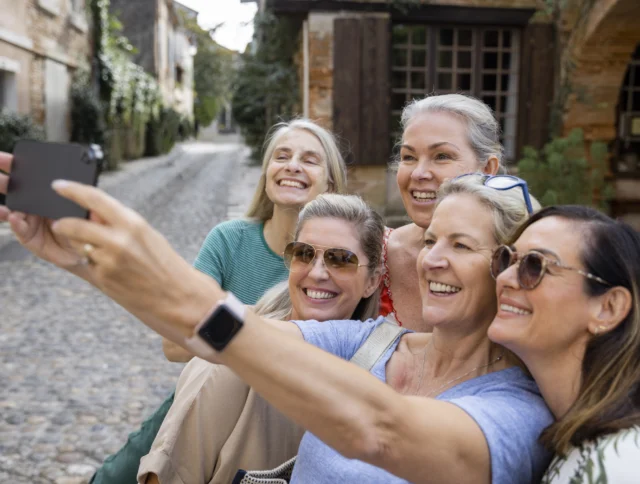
[417,193,498,330]
[488,216,597,359]
[288,217,380,322]
[264,129,330,209]
[397,111,494,228]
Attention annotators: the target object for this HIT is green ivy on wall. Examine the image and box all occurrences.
[91,0,162,127]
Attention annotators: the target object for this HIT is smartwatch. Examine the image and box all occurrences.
[187,292,246,356]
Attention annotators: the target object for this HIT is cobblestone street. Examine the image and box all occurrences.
[0,142,259,484]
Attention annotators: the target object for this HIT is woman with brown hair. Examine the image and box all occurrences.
[489,205,640,482]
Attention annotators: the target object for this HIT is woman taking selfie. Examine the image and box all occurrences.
[140,194,384,484]
[0,173,554,483]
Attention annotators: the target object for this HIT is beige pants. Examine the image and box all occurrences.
[137,358,305,484]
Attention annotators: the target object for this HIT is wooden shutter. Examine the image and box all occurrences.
[517,23,556,156]
[333,16,390,165]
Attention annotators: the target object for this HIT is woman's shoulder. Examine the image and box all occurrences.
[542,426,640,484]
[204,219,261,244]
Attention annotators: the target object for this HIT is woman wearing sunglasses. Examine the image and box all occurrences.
[139,194,383,484]
[384,93,504,330]
[17,173,554,484]
[489,206,640,483]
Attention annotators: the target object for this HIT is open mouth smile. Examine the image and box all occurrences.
[411,190,437,202]
[429,281,462,295]
[304,288,338,300]
[278,179,308,189]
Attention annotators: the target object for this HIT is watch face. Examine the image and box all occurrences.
[198,305,243,351]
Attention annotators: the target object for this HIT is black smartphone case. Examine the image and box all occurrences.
[6,140,100,220]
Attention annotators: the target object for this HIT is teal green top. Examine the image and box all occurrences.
[194,218,289,305]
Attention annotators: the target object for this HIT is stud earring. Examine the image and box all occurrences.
[593,327,600,335]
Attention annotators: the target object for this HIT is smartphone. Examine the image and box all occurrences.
[6,140,101,220]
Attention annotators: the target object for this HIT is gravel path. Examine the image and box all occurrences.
[0,143,260,484]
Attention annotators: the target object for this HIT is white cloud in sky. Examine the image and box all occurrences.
[176,0,257,52]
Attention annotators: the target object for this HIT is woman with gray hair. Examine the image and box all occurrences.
[382,94,504,330]
[16,172,551,483]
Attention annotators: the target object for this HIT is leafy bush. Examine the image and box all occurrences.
[232,12,301,161]
[517,128,614,211]
[70,74,106,146]
[145,108,184,156]
[0,110,44,204]
[0,110,45,153]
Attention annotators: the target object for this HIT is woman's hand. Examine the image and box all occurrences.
[0,153,93,280]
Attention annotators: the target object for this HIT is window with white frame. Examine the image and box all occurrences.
[391,25,520,160]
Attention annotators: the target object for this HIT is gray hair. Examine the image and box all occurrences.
[399,94,505,172]
[254,194,385,321]
[245,119,348,221]
[437,174,541,245]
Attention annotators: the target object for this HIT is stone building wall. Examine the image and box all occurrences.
[0,0,92,139]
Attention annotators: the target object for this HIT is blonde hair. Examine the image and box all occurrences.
[245,119,348,221]
[437,174,541,244]
[396,93,506,173]
[254,194,385,322]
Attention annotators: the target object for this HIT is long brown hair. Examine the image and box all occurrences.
[510,206,640,454]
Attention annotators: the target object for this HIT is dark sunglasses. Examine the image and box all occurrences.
[490,245,611,289]
[283,242,366,277]
[454,173,534,214]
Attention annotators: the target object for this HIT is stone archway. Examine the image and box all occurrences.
[562,0,640,142]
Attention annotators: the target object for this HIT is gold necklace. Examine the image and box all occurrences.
[413,344,504,397]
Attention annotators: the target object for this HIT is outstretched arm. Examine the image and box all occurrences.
[46,181,491,483]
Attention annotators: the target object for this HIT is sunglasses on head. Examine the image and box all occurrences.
[454,173,534,214]
[283,242,367,277]
[490,245,611,290]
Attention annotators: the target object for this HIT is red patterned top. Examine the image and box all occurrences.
[379,227,403,326]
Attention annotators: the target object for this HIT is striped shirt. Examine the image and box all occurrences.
[194,219,289,305]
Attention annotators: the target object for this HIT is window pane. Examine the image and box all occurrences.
[458,51,472,69]
[412,26,427,46]
[393,49,407,67]
[500,95,508,113]
[437,73,452,90]
[391,113,402,131]
[484,30,499,48]
[392,70,407,89]
[502,52,512,70]
[483,52,498,70]
[632,91,640,111]
[438,50,453,68]
[411,72,426,90]
[501,74,511,91]
[483,95,497,110]
[439,29,454,47]
[411,50,427,68]
[458,29,473,47]
[503,31,512,48]
[458,73,472,91]
[393,25,409,45]
[392,92,407,110]
[483,74,497,91]
[620,88,629,109]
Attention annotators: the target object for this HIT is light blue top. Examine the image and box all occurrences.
[290,317,554,484]
[194,219,288,305]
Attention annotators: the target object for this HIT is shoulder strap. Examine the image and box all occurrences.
[349,320,404,371]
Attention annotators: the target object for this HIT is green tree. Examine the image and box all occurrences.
[232,12,301,160]
[180,14,234,129]
[517,128,614,211]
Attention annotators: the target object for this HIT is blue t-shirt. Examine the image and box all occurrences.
[291,317,554,484]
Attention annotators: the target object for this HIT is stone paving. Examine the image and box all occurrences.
[0,142,260,483]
